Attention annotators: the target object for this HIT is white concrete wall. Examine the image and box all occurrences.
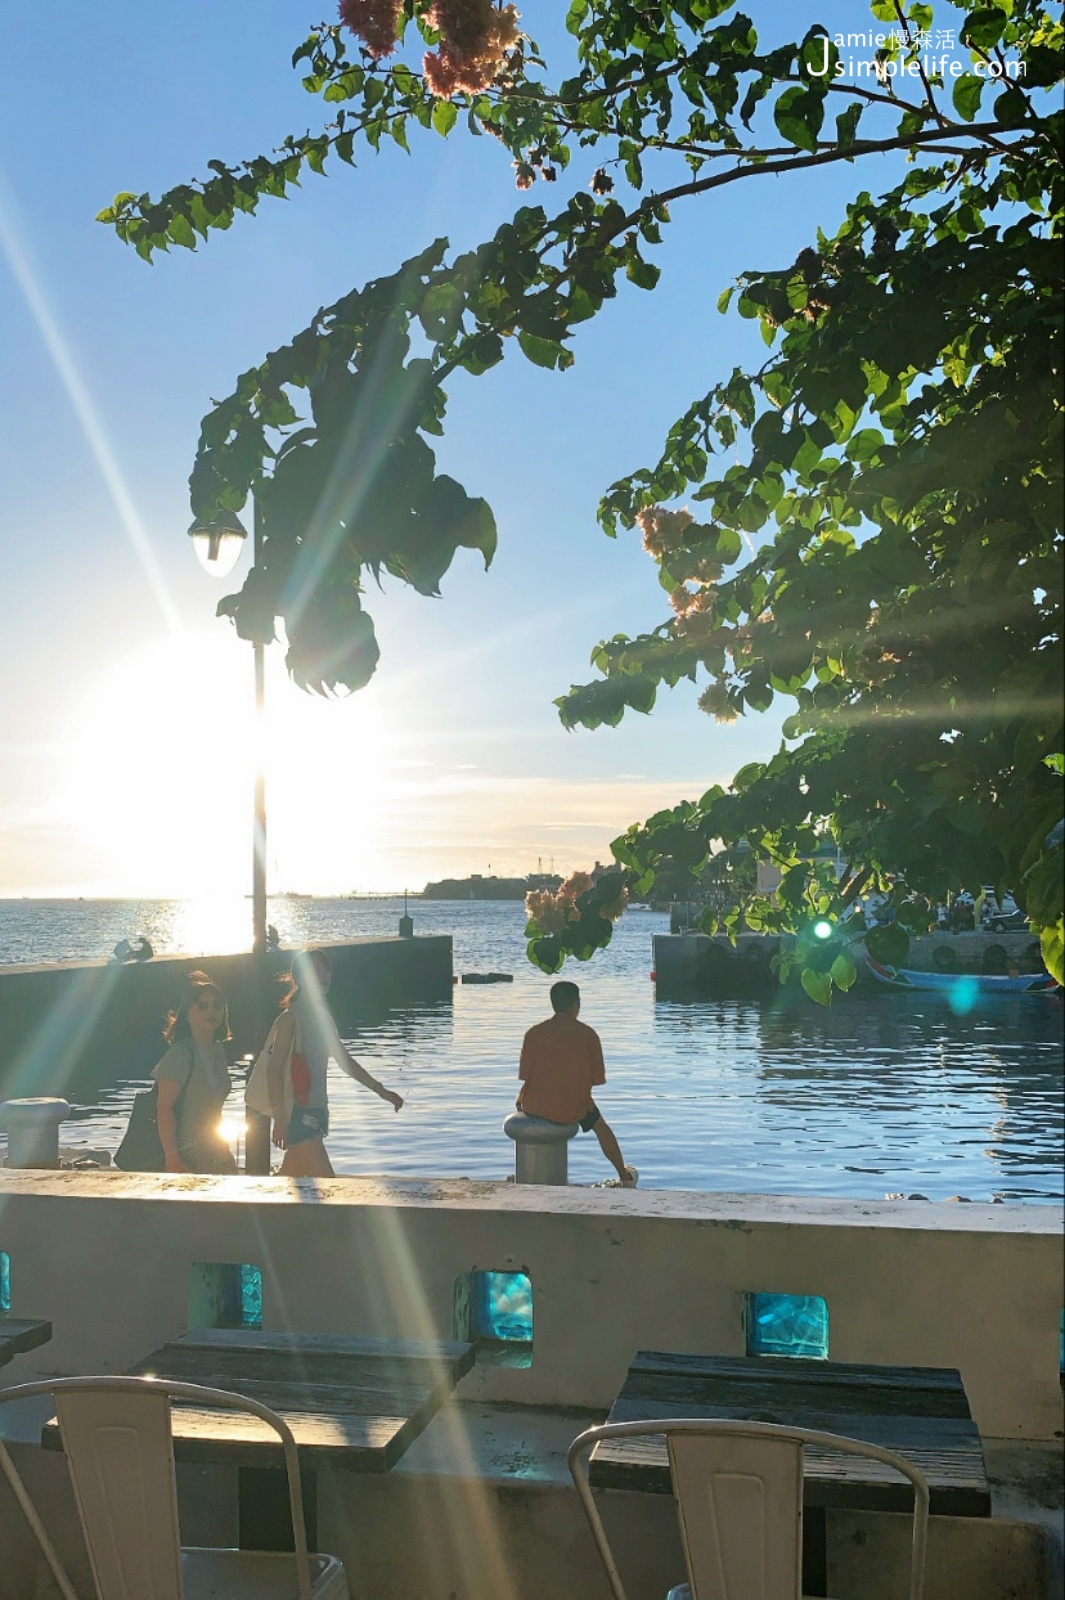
[0,1171,1061,1440]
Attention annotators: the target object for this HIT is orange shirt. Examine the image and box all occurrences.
[518,1013,606,1124]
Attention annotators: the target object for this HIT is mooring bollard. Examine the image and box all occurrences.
[0,1097,72,1169]
[503,1111,578,1185]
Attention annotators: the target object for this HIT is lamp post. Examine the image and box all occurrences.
[189,503,272,1174]
[187,504,267,955]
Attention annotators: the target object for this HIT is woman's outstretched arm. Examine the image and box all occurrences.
[325,1013,403,1110]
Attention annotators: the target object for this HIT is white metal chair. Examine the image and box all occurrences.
[0,1375,349,1600]
[568,1416,929,1600]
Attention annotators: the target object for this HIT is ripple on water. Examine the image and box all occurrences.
[4,897,1060,1203]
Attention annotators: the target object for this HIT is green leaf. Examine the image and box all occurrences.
[835,103,862,151]
[432,100,458,136]
[168,214,196,250]
[801,967,833,1005]
[518,330,568,369]
[865,924,911,967]
[961,7,1009,49]
[952,74,984,122]
[830,952,857,990]
[773,86,823,154]
[1040,922,1064,986]
[626,255,661,290]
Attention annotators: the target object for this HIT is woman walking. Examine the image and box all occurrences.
[262,949,403,1177]
[153,970,236,1174]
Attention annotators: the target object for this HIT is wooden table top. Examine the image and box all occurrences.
[0,1317,52,1369]
[44,1328,475,1473]
[588,1350,991,1517]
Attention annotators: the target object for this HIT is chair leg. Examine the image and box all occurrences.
[802,1507,827,1596]
[239,1465,318,1551]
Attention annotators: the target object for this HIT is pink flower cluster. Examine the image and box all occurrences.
[338,0,403,59]
[338,0,520,91]
[636,505,694,559]
[697,680,740,723]
[525,871,628,934]
[423,1,521,98]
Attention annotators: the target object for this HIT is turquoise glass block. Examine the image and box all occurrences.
[241,1264,263,1329]
[0,1251,9,1314]
[746,1292,829,1360]
[189,1262,261,1330]
[474,1271,532,1342]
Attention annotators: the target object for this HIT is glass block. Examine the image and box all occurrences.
[241,1264,263,1329]
[189,1262,261,1330]
[746,1292,829,1360]
[473,1271,532,1343]
[0,1251,9,1314]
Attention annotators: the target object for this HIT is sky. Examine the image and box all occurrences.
[0,2,918,900]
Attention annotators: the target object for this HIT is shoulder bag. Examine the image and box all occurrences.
[114,1044,193,1172]
[245,1014,297,1118]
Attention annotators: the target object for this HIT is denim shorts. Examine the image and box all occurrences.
[288,1104,329,1145]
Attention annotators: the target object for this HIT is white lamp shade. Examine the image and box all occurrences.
[188,513,248,577]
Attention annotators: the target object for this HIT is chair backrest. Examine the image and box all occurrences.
[0,1375,314,1600]
[568,1416,929,1600]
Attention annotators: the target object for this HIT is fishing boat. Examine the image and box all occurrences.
[866,958,1059,996]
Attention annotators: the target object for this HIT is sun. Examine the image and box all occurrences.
[60,633,255,896]
[61,631,394,897]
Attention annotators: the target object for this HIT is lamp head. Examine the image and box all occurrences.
[188,511,248,577]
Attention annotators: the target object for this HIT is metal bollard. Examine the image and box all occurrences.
[503,1111,578,1185]
[0,1098,71,1169]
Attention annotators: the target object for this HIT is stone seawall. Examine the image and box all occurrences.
[0,936,453,1100]
[653,929,1044,998]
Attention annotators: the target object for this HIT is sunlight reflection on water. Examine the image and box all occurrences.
[2,897,1061,1202]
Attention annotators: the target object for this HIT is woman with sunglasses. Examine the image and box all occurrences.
[152,969,236,1174]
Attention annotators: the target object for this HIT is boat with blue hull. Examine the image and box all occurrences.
[867,958,1059,997]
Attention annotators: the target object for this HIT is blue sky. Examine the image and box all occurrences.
[0,2,915,897]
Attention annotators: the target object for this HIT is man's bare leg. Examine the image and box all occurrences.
[593,1117,635,1184]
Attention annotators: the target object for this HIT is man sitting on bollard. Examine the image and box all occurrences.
[517,980,637,1186]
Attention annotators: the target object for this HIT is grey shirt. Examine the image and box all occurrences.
[152,1037,231,1155]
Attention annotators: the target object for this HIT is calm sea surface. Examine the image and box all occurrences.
[1,897,1061,1204]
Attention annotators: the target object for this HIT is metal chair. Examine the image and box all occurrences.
[0,1375,349,1599]
[568,1415,929,1600]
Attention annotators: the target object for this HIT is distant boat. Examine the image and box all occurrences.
[867,959,1059,997]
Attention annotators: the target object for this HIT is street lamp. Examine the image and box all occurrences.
[188,510,247,577]
[188,504,268,955]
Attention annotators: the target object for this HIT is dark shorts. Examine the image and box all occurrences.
[288,1104,329,1146]
[578,1103,601,1133]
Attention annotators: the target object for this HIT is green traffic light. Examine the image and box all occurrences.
[812,920,834,940]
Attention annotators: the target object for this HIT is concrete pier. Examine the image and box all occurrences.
[0,936,453,1101]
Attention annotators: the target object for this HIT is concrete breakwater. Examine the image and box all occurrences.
[653,929,1045,999]
[0,936,453,1102]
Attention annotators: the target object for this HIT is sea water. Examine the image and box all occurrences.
[1,897,1061,1202]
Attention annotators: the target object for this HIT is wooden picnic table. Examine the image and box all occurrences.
[45,1326,475,1549]
[0,1318,52,1369]
[589,1350,991,1595]
[128,1328,476,1472]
